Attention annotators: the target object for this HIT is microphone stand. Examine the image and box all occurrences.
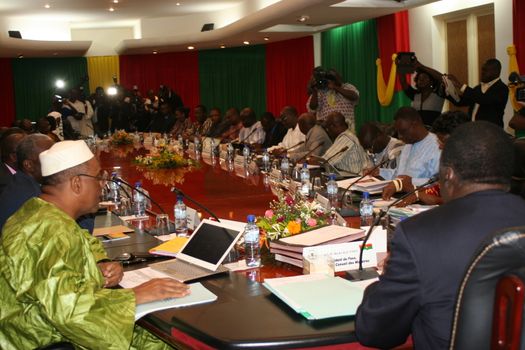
[295,141,325,164]
[284,140,305,153]
[346,176,439,281]
[171,187,221,222]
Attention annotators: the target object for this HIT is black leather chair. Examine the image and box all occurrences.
[449,226,525,350]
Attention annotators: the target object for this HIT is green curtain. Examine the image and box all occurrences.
[12,57,88,121]
[198,45,266,117]
[321,20,410,131]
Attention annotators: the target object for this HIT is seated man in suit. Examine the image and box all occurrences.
[356,121,525,349]
[261,112,287,149]
[311,111,369,175]
[0,127,26,194]
[448,58,509,128]
[289,112,332,162]
[0,140,189,349]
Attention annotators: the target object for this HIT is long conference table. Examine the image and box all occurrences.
[96,142,411,350]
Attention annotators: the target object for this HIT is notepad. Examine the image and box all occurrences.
[263,274,365,320]
[149,236,189,257]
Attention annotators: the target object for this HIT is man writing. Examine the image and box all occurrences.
[0,140,189,349]
[356,122,525,349]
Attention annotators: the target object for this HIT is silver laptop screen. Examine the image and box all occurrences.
[180,222,239,265]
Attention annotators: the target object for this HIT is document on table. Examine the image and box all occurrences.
[263,274,366,320]
[120,267,218,320]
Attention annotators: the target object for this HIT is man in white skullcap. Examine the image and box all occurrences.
[0,140,189,349]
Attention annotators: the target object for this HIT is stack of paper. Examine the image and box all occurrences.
[263,274,365,320]
[269,225,365,268]
[120,267,217,320]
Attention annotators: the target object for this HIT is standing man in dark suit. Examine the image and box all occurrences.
[355,121,525,349]
[0,128,26,195]
[449,58,509,127]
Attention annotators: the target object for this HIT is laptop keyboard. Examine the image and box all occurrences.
[151,259,227,282]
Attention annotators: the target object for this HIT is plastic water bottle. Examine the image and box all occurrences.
[109,172,121,204]
[262,148,270,172]
[359,192,374,227]
[226,143,234,161]
[133,181,146,217]
[244,215,261,267]
[281,155,290,178]
[177,134,184,148]
[326,173,338,204]
[174,195,188,237]
[243,144,250,164]
[194,135,201,153]
[300,163,310,196]
[210,138,216,158]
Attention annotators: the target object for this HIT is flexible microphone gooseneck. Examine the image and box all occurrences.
[347,175,439,281]
[171,187,221,222]
[239,126,259,144]
[284,140,305,152]
[321,145,349,165]
[338,156,393,208]
[115,177,167,214]
[295,141,325,164]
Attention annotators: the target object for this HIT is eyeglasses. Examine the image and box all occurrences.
[76,173,109,186]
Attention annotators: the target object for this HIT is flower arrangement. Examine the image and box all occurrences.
[134,145,195,169]
[110,130,134,145]
[257,192,331,242]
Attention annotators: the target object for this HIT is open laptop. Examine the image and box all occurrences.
[149,219,244,282]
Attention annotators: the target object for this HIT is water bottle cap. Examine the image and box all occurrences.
[177,194,183,202]
[329,174,336,180]
[363,192,369,199]
[303,162,307,168]
[247,214,255,223]
[135,181,141,187]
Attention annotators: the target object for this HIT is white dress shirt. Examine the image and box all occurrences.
[239,121,265,144]
[270,124,305,151]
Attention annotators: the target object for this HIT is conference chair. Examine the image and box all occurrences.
[449,226,525,350]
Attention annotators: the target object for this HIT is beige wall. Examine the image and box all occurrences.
[71,27,134,56]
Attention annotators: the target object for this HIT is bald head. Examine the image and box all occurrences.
[325,112,348,139]
[298,112,317,135]
[17,134,54,182]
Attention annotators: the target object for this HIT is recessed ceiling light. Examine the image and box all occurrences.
[44,4,50,9]
[113,0,119,3]
[264,37,269,41]
[109,7,115,12]
[297,15,309,23]
[187,46,194,50]
[152,50,158,54]
[243,41,250,45]
[220,44,226,49]
[176,2,181,5]
[18,54,24,59]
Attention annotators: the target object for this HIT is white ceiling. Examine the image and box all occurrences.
[0,0,439,57]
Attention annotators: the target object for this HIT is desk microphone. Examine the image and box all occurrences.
[339,154,395,207]
[240,126,259,144]
[171,187,221,222]
[295,141,325,164]
[347,174,439,281]
[284,140,305,152]
[115,177,167,214]
[321,146,349,165]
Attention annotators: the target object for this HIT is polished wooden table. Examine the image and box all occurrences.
[95,142,406,350]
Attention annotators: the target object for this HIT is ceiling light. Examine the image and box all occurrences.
[44,4,50,9]
[18,54,24,59]
[220,44,226,49]
[176,2,181,5]
[243,41,250,45]
[152,50,158,54]
[187,46,194,50]
[297,15,310,23]
[113,0,119,3]
[264,37,269,41]
[109,7,115,12]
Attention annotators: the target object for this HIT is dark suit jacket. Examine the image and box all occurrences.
[355,190,525,349]
[262,122,287,148]
[0,163,15,195]
[455,79,509,127]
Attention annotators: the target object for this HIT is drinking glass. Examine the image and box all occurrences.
[155,214,170,236]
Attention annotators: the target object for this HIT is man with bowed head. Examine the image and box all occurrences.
[356,122,525,349]
[0,140,189,349]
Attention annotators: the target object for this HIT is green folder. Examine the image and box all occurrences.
[263,275,364,320]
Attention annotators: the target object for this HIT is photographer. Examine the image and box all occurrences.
[509,73,525,138]
[396,53,445,127]
[307,67,359,132]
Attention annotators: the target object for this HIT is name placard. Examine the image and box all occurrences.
[315,193,330,210]
[303,241,377,272]
[186,206,200,230]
